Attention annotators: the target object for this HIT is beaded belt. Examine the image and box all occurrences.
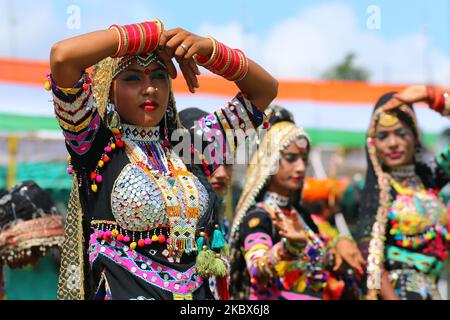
[91,220,170,250]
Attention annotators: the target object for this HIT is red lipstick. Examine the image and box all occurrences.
[291,177,303,184]
[141,101,159,111]
[211,182,225,191]
[388,151,403,160]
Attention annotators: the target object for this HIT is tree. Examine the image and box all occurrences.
[322,53,370,82]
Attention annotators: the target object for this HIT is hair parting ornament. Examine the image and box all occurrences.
[111,53,167,79]
[293,137,309,152]
[378,112,400,127]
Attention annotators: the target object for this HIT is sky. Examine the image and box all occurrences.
[0,0,449,84]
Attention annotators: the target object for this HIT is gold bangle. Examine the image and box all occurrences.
[235,51,250,82]
[217,48,232,74]
[120,25,129,57]
[195,36,217,67]
[228,51,245,81]
[154,18,164,49]
[110,26,123,58]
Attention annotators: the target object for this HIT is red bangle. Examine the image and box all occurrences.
[131,24,142,55]
[109,20,162,58]
[148,21,159,52]
[124,24,137,55]
[426,85,435,104]
[110,25,125,58]
[140,22,152,52]
[209,42,226,70]
[195,37,249,82]
[436,94,446,113]
[230,50,249,81]
[222,49,241,79]
[135,24,147,55]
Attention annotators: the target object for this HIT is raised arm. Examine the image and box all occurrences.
[159,28,278,111]
[381,85,450,117]
[50,30,119,88]
[234,59,279,111]
[50,20,179,88]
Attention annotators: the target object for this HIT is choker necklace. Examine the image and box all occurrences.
[391,165,416,181]
[122,124,161,143]
[264,191,289,209]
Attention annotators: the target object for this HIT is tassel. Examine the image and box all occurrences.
[211,228,226,250]
[196,249,215,277]
[210,255,227,277]
[185,239,191,254]
[196,236,205,251]
[221,243,230,257]
[216,276,230,300]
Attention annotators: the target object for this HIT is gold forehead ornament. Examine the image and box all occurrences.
[378,111,399,127]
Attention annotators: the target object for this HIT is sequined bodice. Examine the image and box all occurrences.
[110,124,209,232]
[112,163,209,231]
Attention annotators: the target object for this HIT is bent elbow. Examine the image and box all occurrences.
[268,78,279,103]
[272,78,279,101]
[50,42,68,70]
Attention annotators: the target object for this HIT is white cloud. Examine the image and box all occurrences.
[0,0,157,59]
[196,2,450,85]
[1,1,449,85]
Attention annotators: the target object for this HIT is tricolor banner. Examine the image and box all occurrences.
[0,58,447,148]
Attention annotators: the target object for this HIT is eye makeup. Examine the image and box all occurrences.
[121,68,168,82]
[281,152,308,164]
[375,128,411,141]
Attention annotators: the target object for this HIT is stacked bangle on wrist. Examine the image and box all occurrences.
[109,19,163,58]
[194,37,249,82]
[426,85,449,115]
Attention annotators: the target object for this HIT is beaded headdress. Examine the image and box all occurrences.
[91,52,176,129]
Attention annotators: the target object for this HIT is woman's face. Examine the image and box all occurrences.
[374,120,416,169]
[111,60,170,127]
[268,139,308,196]
[208,164,233,196]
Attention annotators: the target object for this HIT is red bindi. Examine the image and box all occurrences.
[144,68,151,75]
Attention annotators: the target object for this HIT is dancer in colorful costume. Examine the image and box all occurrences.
[230,110,364,300]
[357,85,450,300]
[48,19,277,300]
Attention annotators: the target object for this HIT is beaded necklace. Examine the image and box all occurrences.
[388,175,450,249]
[122,124,201,259]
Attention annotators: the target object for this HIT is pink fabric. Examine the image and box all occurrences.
[280,291,321,300]
[89,233,203,295]
[244,232,273,251]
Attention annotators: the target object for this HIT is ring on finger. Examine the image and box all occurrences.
[180,43,189,53]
